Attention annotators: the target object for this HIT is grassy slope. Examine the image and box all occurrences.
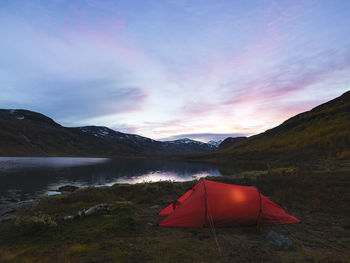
[191,91,350,165]
[1,169,349,263]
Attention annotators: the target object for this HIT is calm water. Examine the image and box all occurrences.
[0,157,221,201]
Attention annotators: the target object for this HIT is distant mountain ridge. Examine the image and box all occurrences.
[4,91,348,160]
[0,109,216,157]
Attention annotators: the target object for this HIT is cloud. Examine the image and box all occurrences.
[0,12,154,125]
[222,48,350,107]
[1,0,350,140]
[40,80,148,120]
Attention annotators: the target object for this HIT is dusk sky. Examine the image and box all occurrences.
[1,0,350,142]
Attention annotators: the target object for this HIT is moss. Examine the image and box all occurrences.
[67,244,90,255]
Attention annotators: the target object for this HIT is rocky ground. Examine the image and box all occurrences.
[0,168,349,263]
[0,200,20,222]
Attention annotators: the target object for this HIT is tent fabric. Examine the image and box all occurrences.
[158,179,300,228]
[158,188,194,215]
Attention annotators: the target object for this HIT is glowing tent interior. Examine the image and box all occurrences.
[158,179,300,228]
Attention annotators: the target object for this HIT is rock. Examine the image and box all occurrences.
[7,189,22,201]
[150,205,160,209]
[62,203,113,221]
[58,185,79,193]
[0,204,16,215]
[266,231,293,250]
[0,201,20,222]
[84,205,98,216]
[63,215,75,221]
[0,214,16,222]
[85,203,112,216]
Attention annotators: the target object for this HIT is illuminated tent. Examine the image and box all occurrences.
[158,179,300,228]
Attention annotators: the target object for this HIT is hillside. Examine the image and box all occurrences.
[0,110,216,157]
[193,91,350,165]
[219,137,247,149]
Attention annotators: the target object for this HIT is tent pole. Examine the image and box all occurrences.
[202,179,208,227]
[256,188,262,230]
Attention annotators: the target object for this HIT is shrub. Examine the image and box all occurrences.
[14,211,57,232]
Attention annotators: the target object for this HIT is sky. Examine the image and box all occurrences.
[1,0,350,142]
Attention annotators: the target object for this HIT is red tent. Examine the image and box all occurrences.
[158,179,300,228]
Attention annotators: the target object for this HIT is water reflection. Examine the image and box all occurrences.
[0,157,221,201]
[115,171,219,184]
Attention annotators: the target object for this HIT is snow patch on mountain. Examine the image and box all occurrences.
[168,138,205,145]
[207,140,222,147]
[79,126,113,138]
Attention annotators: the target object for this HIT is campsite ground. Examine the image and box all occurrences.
[0,166,350,263]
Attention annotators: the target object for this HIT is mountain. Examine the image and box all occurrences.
[207,140,222,147]
[218,137,247,149]
[193,91,350,164]
[0,109,215,157]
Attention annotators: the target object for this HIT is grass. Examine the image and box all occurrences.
[1,169,350,262]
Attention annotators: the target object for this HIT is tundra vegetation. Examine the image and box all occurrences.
[1,167,349,263]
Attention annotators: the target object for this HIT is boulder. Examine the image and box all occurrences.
[58,185,79,194]
[63,203,113,221]
[266,231,293,250]
[85,203,112,216]
[63,215,75,221]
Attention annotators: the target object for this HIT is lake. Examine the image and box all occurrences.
[0,157,221,202]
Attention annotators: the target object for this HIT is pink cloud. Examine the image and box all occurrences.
[223,49,350,108]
